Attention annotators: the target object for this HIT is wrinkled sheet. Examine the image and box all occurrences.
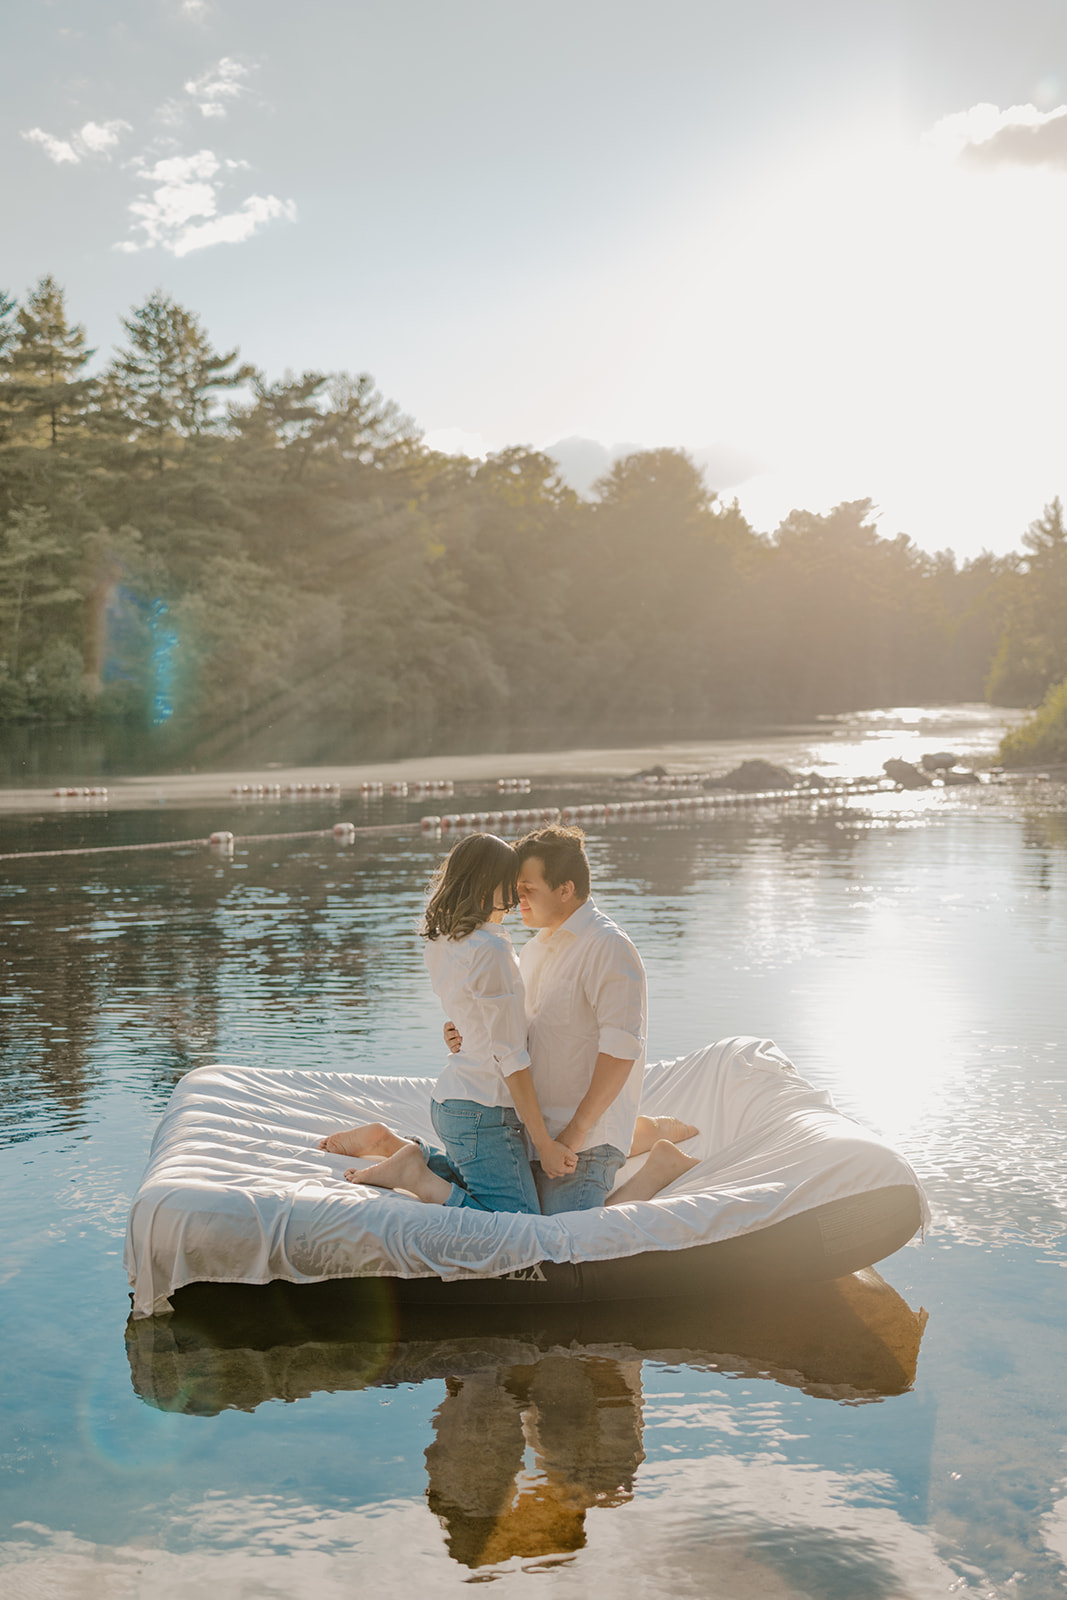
[125,1036,929,1317]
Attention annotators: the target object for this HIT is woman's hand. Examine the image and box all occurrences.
[444,1021,462,1053]
[538,1139,579,1179]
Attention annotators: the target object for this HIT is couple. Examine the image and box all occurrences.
[319,825,699,1214]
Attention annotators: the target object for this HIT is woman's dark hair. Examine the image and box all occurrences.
[423,833,519,940]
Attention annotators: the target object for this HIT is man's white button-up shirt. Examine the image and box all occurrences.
[519,897,647,1155]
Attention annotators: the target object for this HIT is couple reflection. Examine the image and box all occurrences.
[427,1353,642,1567]
[127,1269,927,1573]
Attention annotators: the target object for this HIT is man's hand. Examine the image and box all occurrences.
[556,1055,633,1154]
[444,1022,462,1053]
[538,1139,580,1179]
[556,1118,589,1155]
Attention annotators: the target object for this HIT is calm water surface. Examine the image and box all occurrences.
[1,710,1065,1597]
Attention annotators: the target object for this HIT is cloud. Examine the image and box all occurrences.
[927,102,1067,171]
[167,194,297,256]
[185,56,252,118]
[424,430,761,499]
[21,58,289,259]
[544,437,640,496]
[80,119,133,154]
[118,148,295,255]
[22,128,78,163]
[154,58,254,128]
[179,0,212,17]
[541,438,763,499]
[21,118,132,164]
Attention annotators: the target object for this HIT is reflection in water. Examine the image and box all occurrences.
[426,1355,643,1567]
[127,1271,927,1571]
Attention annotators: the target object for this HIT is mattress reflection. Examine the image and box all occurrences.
[127,1269,926,1568]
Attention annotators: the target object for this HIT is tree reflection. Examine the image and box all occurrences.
[0,835,407,1140]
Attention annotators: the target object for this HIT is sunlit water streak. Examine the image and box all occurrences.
[1,709,1065,1597]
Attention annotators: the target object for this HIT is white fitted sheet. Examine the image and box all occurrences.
[124,1036,929,1317]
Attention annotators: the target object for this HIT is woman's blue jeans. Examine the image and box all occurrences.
[422,1098,542,1213]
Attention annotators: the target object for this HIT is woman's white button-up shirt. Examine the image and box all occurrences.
[424,923,531,1108]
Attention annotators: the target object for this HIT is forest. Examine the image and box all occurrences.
[2,275,1066,767]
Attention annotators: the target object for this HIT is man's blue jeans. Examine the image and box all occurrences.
[421,1098,542,1213]
[532,1144,626,1214]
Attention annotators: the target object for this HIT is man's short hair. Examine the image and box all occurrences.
[515,825,591,900]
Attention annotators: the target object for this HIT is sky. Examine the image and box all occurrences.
[5,0,1067,560]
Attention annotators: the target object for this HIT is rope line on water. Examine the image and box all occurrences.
[0,821,421,862]
[0,782,895,862]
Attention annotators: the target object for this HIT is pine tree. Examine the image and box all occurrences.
[0,291,16,361]
[987,499,1067,705]
[0,276,96,450]
[109,290,252,471]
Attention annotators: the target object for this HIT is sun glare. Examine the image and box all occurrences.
[489,106,1067,553]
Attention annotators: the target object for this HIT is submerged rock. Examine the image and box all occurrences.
[705,759,799,792]
[629,763,668,780]
[939,767,981,785]
[921,751,960,772]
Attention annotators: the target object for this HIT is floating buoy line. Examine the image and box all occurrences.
[2,781,894,862]
[421,780,890,832]
[0,822,407,862]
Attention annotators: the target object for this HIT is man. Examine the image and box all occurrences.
[511,825,696,1212]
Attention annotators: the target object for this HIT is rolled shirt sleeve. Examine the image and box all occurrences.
[582,934,646,1061]
[465,940,532,1079]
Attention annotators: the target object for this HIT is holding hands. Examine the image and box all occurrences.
[537,1138,579,1179]
[443,1020,577,1178]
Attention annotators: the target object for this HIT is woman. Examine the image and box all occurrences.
[319,833,577,1211]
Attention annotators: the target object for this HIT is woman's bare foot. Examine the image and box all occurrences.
[608,1139,700,1206]
[345,1139,453,1205]
[628,1114,699,1157]
[318,1121,405,1158]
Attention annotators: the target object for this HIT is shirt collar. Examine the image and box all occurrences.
[480,921,514,945]
[538,896,597,945]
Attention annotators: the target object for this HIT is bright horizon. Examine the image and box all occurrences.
[5,1,1067,559]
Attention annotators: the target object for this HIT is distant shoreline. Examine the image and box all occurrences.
[0,706,1031,817]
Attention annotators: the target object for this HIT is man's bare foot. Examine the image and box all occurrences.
[628,1114,699,1157]
[317,1121,405,1158]
[345,1140,453,1205]
[608,1139,701,1206]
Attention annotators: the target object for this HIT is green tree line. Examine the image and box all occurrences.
[1,275,1065,761]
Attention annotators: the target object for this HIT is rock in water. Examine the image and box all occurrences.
[705,759,799,792]
[883,759,932,789]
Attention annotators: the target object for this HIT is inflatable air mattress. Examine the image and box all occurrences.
[124,1036,928,1319]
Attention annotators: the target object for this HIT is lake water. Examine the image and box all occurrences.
[1,706,1065,1598]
